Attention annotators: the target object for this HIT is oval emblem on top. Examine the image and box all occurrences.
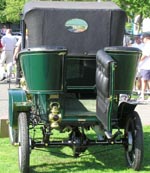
[65,18,88,33]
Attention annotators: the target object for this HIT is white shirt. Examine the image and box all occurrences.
[139,42,150,70]
[131,42,144,50]
[1,34,17,51]
[131,42,144,72]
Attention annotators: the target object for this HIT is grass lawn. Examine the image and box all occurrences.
[0,126,150,173]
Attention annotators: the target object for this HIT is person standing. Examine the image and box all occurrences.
[0,29,17,81]
[130,35,144,93]
[138,32,150,101]
[13,36,22,85]
[13,29,29,85]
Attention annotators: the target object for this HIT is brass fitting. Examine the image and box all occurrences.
[49,102,62,128]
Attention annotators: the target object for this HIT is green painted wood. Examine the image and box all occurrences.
[19,49,67,92]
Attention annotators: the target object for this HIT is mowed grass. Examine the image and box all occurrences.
[0,126,150,173]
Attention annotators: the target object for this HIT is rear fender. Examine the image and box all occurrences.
[117,102,137,128]
[8,89,31,128]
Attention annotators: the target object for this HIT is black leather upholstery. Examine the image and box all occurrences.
[96,50,115,129]
[96,50,115,98]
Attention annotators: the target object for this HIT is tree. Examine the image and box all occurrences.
[0,0,7,22]
[4,0,24,23]
[112,0,150,33]
[0,0,26,24]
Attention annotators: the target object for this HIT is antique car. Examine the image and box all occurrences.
[8,1,143,173]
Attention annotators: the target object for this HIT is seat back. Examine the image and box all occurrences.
[104,46,142,94]
[19,46,67,93]
[96,50,116,130]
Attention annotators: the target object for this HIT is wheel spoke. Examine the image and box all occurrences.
[124,111,143,171]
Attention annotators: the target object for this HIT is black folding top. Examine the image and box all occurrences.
[22,1,126,55]
[23,1,123,12]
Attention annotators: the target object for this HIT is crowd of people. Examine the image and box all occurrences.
[129,33,150,101]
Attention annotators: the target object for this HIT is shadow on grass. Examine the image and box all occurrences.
[29,130,150,173]
[142,131,150,171]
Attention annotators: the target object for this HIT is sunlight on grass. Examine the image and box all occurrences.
[0,126,150,173]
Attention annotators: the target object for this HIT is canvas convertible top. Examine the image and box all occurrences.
[22,1,126,55]
[23,1,122,13]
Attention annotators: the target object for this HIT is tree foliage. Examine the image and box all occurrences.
[112,0,150,19]
[1,0,150,28]
[0,0,25,23]
[112,0,150,32]
[0,0,6,22]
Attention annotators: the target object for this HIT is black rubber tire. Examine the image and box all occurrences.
[8,125,18,145]
[124,111,143,171]
[18,112,30,173]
